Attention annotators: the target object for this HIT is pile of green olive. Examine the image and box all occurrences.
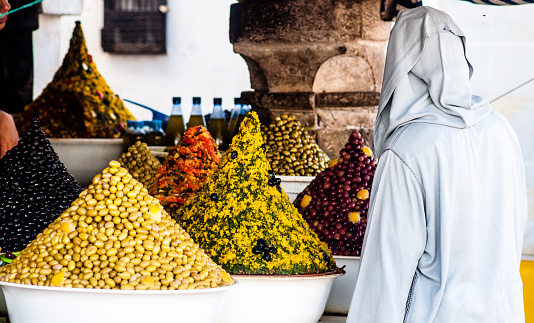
[119,141,161,190]
[0,161,234,290]
[261,114,329,176]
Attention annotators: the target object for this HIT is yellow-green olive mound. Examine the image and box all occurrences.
[0,160,234,290]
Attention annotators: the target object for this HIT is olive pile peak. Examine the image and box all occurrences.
[14,22,134,138]
[0,161,234,290]
[118,141,161,190]
[261,114,329,176]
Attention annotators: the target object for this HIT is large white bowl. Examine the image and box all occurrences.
[279,175,315,203]
[324,256,360,315]
[0,281,235,323]
[218,273,343,323]
[49,138,124,187]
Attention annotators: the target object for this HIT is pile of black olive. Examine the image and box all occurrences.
[0,119,83,252]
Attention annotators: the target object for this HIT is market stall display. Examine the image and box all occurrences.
[261,114,329,176]
[14,21,135,138]
[176,112,343,323]
[118,141,162,190]
[0,160,235,321]
[0,119,83,253]
[149,125,221,215]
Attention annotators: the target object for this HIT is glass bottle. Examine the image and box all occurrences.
[228,97,241,139]
[123,120,147,149]
[147,120,165,146]
[187,97,206,128]
[164,97,186,146]
[207,98,230,151]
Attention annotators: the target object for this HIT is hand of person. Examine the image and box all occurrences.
[0,109,19,158]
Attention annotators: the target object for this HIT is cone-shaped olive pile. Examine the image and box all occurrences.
[261,114,329,176]
[15,21,134,138]
[176,112,338,275]
[119,141,161,190]
[0,119,83,253]
[294,131,377,256]
[0,161,234,290]
[149,126,221,215]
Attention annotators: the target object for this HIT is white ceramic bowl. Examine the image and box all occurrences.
[324,256,360,315]
[49,138,124,187]
[0,281,235,323]
[218,273,343,323]
[279,175,315,203]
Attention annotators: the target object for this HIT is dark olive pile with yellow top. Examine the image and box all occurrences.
[261,114,329,176]
[15,21,134,138]
[0,161,234,290]
[176,112,338,275]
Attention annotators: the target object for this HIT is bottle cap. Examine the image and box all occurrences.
[193,97,201,104]
[234,97,241,105]
[214,98,222,105]
[173,97,181,104]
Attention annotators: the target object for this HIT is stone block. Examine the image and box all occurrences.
[313,55,376,92]
[235,43,346,92]
[317,107,377,129]
[316,92,380,108]
[344,41,387,91]
[230,0,360,43]
[241,91,315,110]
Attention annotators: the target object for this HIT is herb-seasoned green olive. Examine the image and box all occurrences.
[118,141,161,190]
[261,115,329,176]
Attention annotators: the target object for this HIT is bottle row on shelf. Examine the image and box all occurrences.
[122,97,251,150]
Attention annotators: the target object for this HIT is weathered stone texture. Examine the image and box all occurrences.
[317,107,377,129]
[231,0,389,162]
[241,91,314,110]
[316,92,380,108]
[230,0,390,43]
[313,55,375,93]
[235,43,346,92]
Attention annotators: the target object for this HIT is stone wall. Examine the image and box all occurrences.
[230,0,391,158]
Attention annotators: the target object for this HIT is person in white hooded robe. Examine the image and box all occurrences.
[347,6,527,322]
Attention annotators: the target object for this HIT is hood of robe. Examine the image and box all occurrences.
[374,6,492,158]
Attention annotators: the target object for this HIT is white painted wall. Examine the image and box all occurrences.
[33,0,251,122]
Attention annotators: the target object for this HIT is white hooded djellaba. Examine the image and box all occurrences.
[347,7,527,322]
